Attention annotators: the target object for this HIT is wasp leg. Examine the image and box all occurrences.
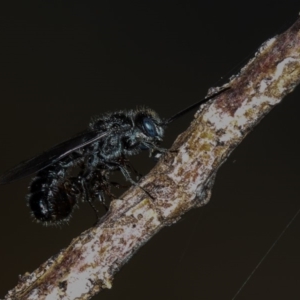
[118,164,137,185]
[124,161,142,180]
[149,146,168,161]
[129,164,143,180]
[116,156,142,180]
[115,163,155,201]
[87,169,111,212]
[76,169,102,222]
[82,179,100,221]
[95,190,108,212]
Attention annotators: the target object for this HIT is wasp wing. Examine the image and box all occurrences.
[0,130,110,185]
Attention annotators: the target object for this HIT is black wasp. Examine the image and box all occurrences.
[0,87,228,225]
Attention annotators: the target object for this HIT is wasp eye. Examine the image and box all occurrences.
[143,117,157,137]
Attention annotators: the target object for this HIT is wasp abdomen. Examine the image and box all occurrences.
[28,162,79,224]
[28,185,77,223]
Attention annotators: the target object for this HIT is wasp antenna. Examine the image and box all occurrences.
[163,86,230,125]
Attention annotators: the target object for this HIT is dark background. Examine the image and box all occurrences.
[0,1,300,299]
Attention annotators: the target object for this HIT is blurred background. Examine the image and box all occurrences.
[0,1,300,299]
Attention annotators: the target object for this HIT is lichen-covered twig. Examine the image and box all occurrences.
[5,16,300,300]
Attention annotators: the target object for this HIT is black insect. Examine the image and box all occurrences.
[0,87,228,225]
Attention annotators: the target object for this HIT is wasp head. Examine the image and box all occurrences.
[133,108,164,150]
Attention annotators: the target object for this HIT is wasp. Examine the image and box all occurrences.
[0,87,229,225]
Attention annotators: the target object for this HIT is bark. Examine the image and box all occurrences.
[5,16,300,300]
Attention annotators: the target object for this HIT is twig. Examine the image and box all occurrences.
[5,16,300,300]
